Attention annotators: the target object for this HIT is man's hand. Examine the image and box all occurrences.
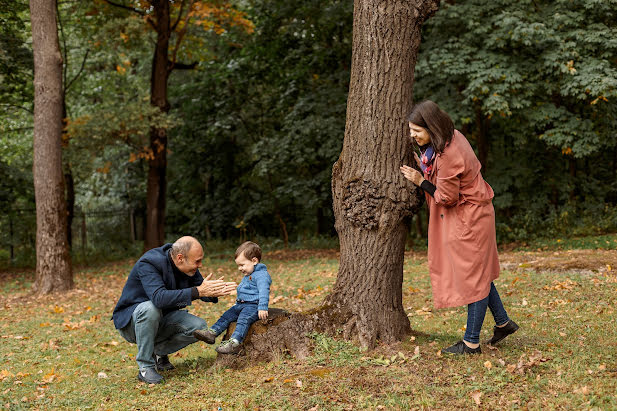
[400,165,424,186]
[197,273,237,297]
[258,310,268,320]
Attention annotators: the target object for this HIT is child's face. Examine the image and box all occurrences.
[235,253,258,276]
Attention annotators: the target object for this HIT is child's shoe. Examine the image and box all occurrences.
[488,320,519,346]
[193,328,217,344]
[215,338,241,354]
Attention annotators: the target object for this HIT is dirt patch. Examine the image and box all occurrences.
[499,248,617,274]
[266,248,341,261]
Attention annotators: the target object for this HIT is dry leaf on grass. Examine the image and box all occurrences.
[470,390,483,405]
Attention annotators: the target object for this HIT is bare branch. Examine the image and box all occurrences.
[171,0,191,31]
[5,126,34,133]
[169,61,198,71]
[66,49,90,92]
[1,104,34,114]
[102,0,145,16]
[169,0,195,71]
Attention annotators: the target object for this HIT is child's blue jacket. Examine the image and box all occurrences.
[236,263,271,311]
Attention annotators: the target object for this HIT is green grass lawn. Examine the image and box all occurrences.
[1,247,616,410]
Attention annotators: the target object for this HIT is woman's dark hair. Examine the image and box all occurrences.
[407,100,454,153]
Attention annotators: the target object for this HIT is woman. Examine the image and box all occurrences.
[400,100,518,354]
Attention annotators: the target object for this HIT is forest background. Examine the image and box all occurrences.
[2,0,617,267]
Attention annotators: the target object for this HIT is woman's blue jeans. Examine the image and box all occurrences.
[118,301,208,370]
[464,282,510,344]
[211,302,259,343]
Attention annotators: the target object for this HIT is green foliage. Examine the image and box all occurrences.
[414,0,617,242]
[167,0,351,240]
[0,0,32,110]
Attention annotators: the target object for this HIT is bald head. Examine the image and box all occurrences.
[170,236,201,257]
[170,236,203,276]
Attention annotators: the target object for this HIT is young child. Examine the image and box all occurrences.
[193,241,271,354]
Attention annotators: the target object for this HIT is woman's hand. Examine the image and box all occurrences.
[400,165,424,187]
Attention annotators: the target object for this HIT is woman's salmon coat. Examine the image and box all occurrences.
[425,130,500,309]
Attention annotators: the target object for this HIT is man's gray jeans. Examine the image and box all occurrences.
[118,301,208,370]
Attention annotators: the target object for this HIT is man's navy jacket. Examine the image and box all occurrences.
[112,243,217,330]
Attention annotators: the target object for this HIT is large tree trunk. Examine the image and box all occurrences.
[213,1,439,369]
[326,0,437,348]
[144,0,171,250]
[30,0,73,293]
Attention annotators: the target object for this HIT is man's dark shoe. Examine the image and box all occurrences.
[488,320,519,346]
[154,354,175,371]
[215,339,241,355]
[442,340,482,355]
[193,328,217,344]
[138,367,163,384]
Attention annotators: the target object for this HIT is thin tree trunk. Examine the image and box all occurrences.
[144,0,171,250]
[65,166,74,247]
[326,0,438,348]
[475,105,490,173]
[30,0,73,293]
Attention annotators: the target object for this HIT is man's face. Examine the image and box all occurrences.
[235,253,258,276]
[176,244,203,276]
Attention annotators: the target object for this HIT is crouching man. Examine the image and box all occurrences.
[112,236,237,384]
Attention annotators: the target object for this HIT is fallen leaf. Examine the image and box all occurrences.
[51,305,64,314]
[470,390,483,405]
[283,378,293,384]
[0,370,14,381]
[484,360,492,370]
[263,377,274,383]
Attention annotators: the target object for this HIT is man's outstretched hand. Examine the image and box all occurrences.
[197,273,237,297]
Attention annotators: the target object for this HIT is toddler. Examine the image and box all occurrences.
[194,241,271,354]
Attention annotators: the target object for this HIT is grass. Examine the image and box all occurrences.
[1,239,617,409]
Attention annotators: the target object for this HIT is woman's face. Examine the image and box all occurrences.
[409,122,431,146]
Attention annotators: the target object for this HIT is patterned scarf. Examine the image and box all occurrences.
[419,144,436,176]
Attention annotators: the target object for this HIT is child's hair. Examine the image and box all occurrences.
[235,241,262,261]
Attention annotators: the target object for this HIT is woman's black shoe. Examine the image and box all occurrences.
[488,320,519,345]
[442,340,481,355]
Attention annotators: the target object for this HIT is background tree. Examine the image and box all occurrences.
[100,0,254,250]
[29,0,72,292]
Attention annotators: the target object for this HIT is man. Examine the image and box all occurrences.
[112,236,236,384]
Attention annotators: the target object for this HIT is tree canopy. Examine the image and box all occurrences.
[1,0,617,266]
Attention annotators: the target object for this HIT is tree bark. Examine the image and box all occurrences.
[144,0,171,250]
[30,0,73,293]
[326,0,437,349]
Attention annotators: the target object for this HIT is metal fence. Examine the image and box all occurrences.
[0,208,144,266]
